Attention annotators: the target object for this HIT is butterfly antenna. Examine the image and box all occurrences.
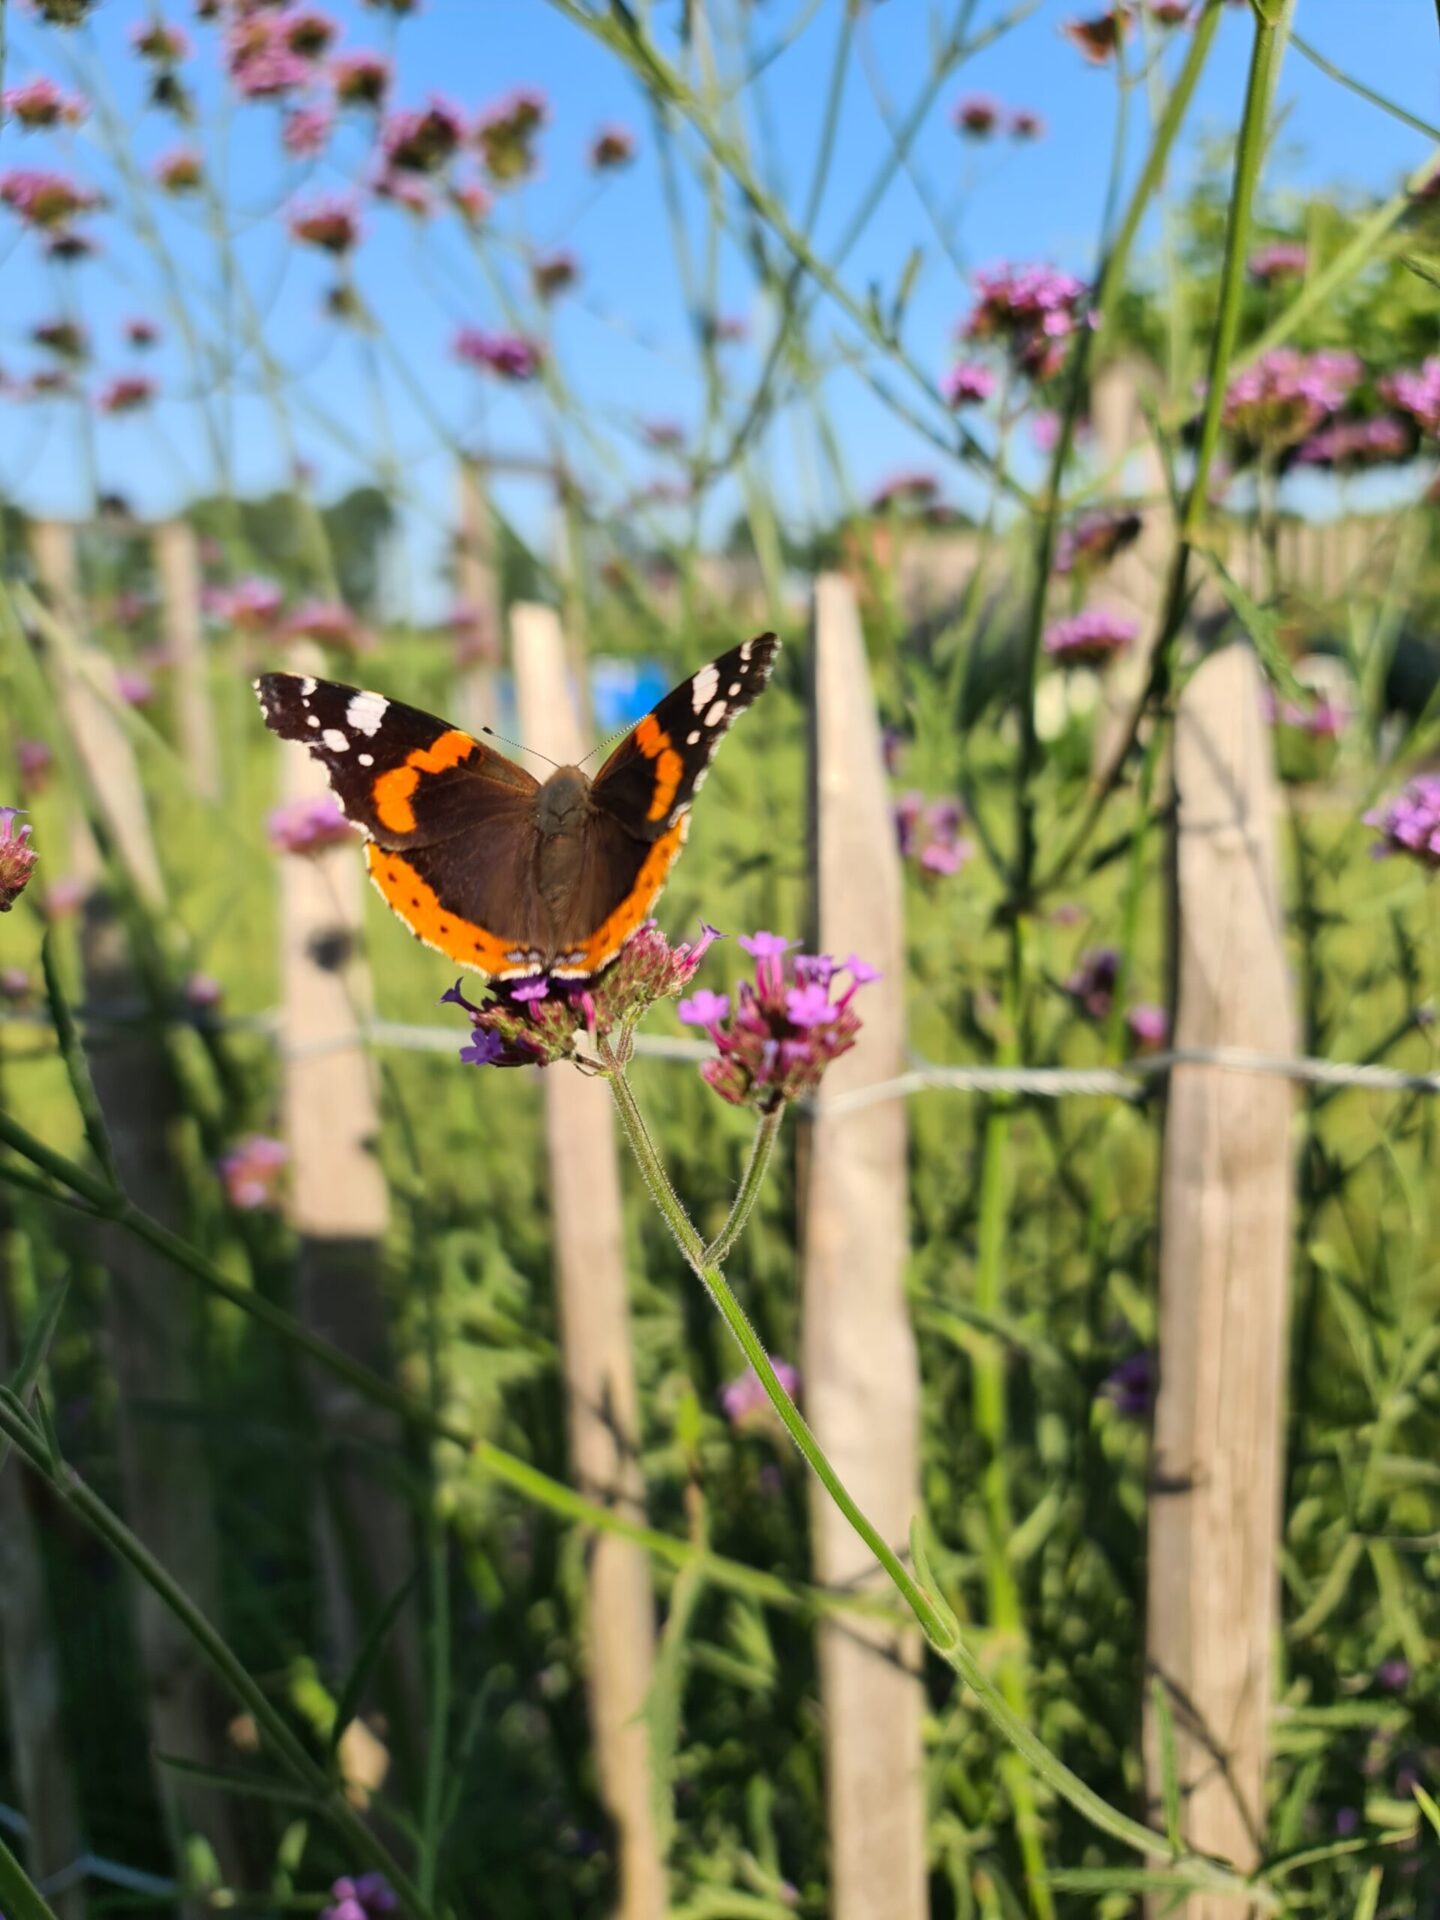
[480,724,560,771]
[578,724,629,770]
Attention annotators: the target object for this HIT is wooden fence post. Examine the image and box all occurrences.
[511,601,666,1920]
[276,641,421,1774]
[28,520,246,1900]
[153,518,220,801]
[803,574,927,1920]
[1145,643,1296,1916]
[453,458,505,736]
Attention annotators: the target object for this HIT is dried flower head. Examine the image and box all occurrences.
[332,51,391,108]
[1062,5,1131,63]
[131,19,191,62]
[474,88,547,185]
[382,98,465,174]
[589,124,635,171]
[954,94,1000,136]
[155,147,204,193]
[0,808,39,911]
[530,250,579,301]
[97,375,156,415]
[289,195,362,254]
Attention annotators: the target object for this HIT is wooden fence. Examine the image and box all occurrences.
[0,478,1388,1920]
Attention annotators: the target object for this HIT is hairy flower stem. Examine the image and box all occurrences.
[0,1392,436,1920]
[704,1105,783,1266]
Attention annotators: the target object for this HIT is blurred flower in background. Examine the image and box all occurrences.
[721,1359,801,1430]
[589,124,636,171]
[454,328,542,381]
[1063,6,1131,64]
[4,77,87,128]
[1366,776,1440,868]
[0,809,39,912]
[267,793,356,855]
[217,1135,289,1212]
[1044,608,1137,668]
[474,88,547,185]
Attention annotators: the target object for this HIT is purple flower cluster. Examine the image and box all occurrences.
[454,328,542,382]
[97,374,155,415]
[1043,607,1137,668]
[382,97,465,175]
[16,740,54,795]
[721,1358,800,1429]
[941,362,995,409]
[322,1875,396,1920]
[678,934,878,1112]
[333,51,390,108]
[952,95,1043,139]
[282,104,333,157]
[1366,776,1440,868]
[446,922,724,1070]
[282,600,364,651]
[266,793,356,855]
[1066,946,1118,1018]
[208,576,285,627]
[1100,1350,1155,1418]
[289,195,362,255]
[1382,358,1440,437]
[224,13,316,100]
[1054,508,1143,577]
[0,808,39,912]
[1248,240,1308,284]
[1262,687,1347,740]
[0,166,100,228]
[893,793,973,877]
[217,1135,288,1211]
[1294,416,1412,471]
[1220,348,1361,453]
[961,262,1093,382]
[4,77,87,128]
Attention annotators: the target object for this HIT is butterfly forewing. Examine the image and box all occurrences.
[589,633,779,840]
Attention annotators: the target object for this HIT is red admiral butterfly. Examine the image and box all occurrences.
[255,633,780,980]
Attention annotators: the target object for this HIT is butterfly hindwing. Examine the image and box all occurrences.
[589,633,780,841]
[254,672,538,849]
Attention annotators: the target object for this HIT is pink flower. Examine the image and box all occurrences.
[154,148,203,193]
[289,194,361,254]
[449,178,491,225]
[1365,776,1440,868]
[282,105,333,158]
[1220,348,1362,452]
[474,88,547,185]
[0,967,31,1002]
[961,262,1093,382]
[184,972,224,1010]
[1126,1003,1168,1052]
[1054,507,1143,576]
[382,98,465,174]
[954,95,1000,137]
[218,1134,288,1211]
[453,328,542,381]
[1009,108,1044,138]
[41,875,84,921]
[1382,358,1440,437]
[0,808,39,912]
[281,599,363,651]
[589,124,635,171]
[16,740,54,795]
[3,77,87,129]
[720,1358,800,1428]
[125,316,161,349]
[266,792,356,855]
[1044,608,1137,668]
[371,169,431,217]
[97,375,155,415]
[942,362,995,408]
[209,576,284,627]
[694,942,876,1110]
[116,669,156,707]
[332,51,390,108]
[1062,5,1131,63]
[0,167,101,228]
[1295,416,1412,471]
[225,16,312,99]
[1248,240,1307,284]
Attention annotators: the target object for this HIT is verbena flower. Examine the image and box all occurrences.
[322,1873,398,1920]
[894,793,972,877]
[589,124,635,171]
[954,94,1000,136]
[1043,608,1136,668]
[46,228,98,262]
[454,328,542,381]
[125,316,161,349]
[1054,508,1142,576]
[1248,240,1307,284]
[0,167,101,227]
[382,98,465,174]
[332,51,391,108]
[218,1135,288,1211]
[208,576,284,627]
[1062,5,1131,63]
[155,147,204,193]
[1219,347,1361,453]
[1262,687,1347,741]
[961,262,1094,382]
[289,195,362,254]
[266,793,356,855]
[282,600,363,651]
[282,104,333,158]
[682,936,878,1111]
[1009,108,1044,138]
[16,740,54,795]
[131,19,191,62]
[1381,358,1440,437]
[0,808,39,912]
[31,317,88,360]
[1,967,31,1002]
[446,922,724,1071]
[117,669,156,708]
[449,178,491,226]
[870,470,938,512]
[1294,415,1412,471]
[721,1358,800,1429]
[1365,776,1440,868]
[530,250,579,300]
[371,169,432,217]
[1100,1351,1155,1418]
[1148,0,1191,23]
[4,77,87,128]
[184,972,224,1010]
[942,362,995,408]
[1126,1003,1168,1052]
[284,9,337,59]
[226,17,312,98]
[1067,946,1119,1018]
[474,88,547,185]
[97,375,155,415]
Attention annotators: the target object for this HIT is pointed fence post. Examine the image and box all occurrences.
[511,601,666,1920]
[803,574,928,1920]
[1145,643,1296,1917]
[153,518,220,801]
[275,641,420,1772]
[453,457,505,736]
[28,519,246,1901]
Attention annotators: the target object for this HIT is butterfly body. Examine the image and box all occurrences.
[255,633,778,981]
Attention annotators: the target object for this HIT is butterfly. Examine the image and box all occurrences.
[254,633,780,981]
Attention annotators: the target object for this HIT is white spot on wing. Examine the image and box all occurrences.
[690,662,719,714]
[322,728,350,752]
[686,729,701,746]
[739,639,753,663]
[728,682,741,696]
[299,676,317,699]
[358,752,374,767]
[347,690,389,737]
[306,714,320,728]
[704,699,727,727]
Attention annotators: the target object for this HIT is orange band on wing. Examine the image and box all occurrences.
[373,728,478,836]
[634,713,683,822]
[366,841,516,974]
[551,815,690,978]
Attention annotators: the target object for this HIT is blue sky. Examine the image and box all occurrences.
[1,0,1435,616]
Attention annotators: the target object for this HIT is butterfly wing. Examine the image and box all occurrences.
[547,810,692,979]
[255,672,549,976]
[588,633,780,841]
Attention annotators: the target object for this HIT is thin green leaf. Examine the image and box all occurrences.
[11,1276,70,1402]
[154,1752,327,1811]
[1150,1677,1183,1853]
[1413,1782,1440,1840]
[1353,1865,1383,1920]
[40,934,120,1192]
[1201,552,1306,702]
[33,1389,64,1473]
[0,1832,62,1920]
[329,1568,420,1761]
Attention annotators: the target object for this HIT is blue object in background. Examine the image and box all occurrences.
[591,658,672,734]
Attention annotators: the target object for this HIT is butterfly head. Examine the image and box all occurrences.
[535,765,592,836]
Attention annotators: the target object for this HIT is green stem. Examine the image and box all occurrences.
[704,1106,783,1266]
[0,1393,435,1920]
